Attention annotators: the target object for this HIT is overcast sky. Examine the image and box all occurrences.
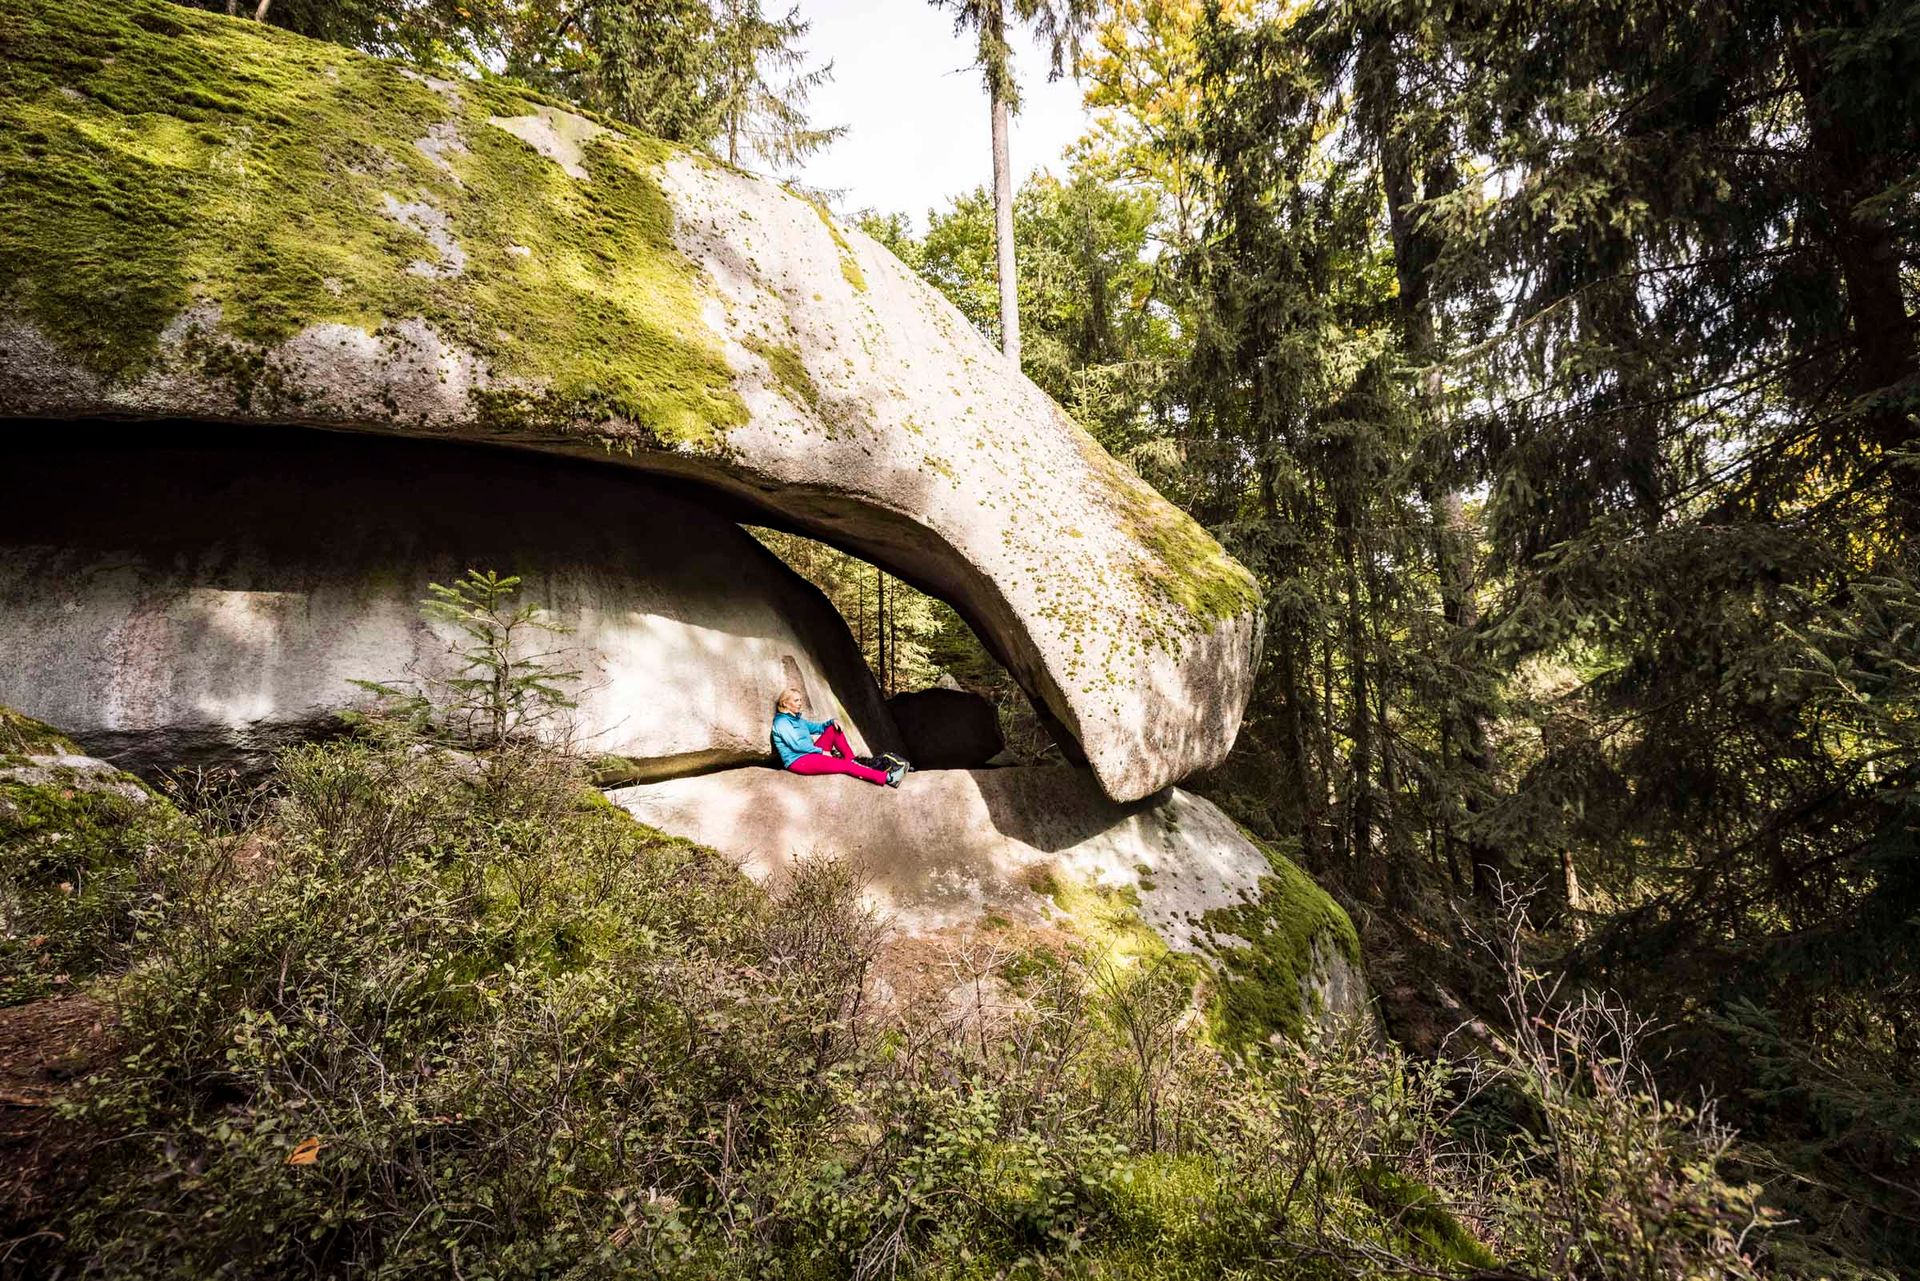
[789,0,1093,227]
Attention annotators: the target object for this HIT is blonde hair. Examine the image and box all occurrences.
[776,688,805,714]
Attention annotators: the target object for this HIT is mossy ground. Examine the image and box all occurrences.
[0,0,743,446]
[0,757,170,1006]
[1354,1165,1502,1272]
[0,708,82,759]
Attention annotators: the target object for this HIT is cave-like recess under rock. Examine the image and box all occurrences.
[0,427,898,778]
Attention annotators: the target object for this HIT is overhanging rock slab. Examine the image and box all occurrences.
[0,430,894,776]
[0,0,1261,801]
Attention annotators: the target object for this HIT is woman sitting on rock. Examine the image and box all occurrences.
[772,689,904,787]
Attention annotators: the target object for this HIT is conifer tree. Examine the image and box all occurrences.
[709,0,845,174]
[931,0,1096,364]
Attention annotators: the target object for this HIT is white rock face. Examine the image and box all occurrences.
[0,431,895,776]
[615,764,1259,947]
[650,155,1264,803]
[0,65,1260,801]
[611,764,1367,1029]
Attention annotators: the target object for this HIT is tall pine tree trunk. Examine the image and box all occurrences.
[1364,29,1503,900]
[1789,31,1918,531]
[1338,494,1374,882]
[1434,488,1502,900]
[987,0,1021,363]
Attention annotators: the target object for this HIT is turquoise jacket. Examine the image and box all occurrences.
[771,712,831,767]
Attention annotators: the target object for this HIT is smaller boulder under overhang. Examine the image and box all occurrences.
[613,765,1369,1042]
[0,0,1262,802]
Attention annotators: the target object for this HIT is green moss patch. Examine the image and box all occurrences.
[1022,851,1359,1052]
[0,707,82,758]
[0,757,172,1005]
[1199,832,1361,1046]
[743,334,823,415]
[1355,1165,1501,1271]
[0,0,744,448]
[1027,865,1181,974]
[804,196,867,292]
[1076,433,1264,638]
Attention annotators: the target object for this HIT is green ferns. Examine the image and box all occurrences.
[0,0,743,445]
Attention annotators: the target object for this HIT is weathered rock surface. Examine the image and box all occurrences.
[886,688,1003,770]
[611,765,1367,1034]
[0,755,152,806]
[0,429,895,776]
[0,0,1261,801]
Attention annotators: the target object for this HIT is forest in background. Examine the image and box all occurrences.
[160,0,1920,1273]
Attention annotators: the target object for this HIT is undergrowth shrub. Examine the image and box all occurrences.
[57,736,872,1277]
[16,734,1812,1278]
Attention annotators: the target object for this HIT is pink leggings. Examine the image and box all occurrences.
[787,723,890,785]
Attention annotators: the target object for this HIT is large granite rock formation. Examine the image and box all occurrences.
[0,430,895,776]
[0,0,1260,801]
[612,766,1368,1037]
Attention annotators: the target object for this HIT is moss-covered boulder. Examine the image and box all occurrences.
[0,0,1260,803]
[611,765,1367,1039]
[0,708,168,1004]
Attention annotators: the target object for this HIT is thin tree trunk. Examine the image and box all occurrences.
[875,566,888,696]
[253,0,271,21]
[1788,31,1918,528]
[1320,627,1340,866]
[226,0,238,15]
[1338,495,1374,884]
[1275,637,1319,856]
[1561,848,1585,939]
[1364,27,1503,900]
[987,0,1021,364]
[1373,603,1409,907]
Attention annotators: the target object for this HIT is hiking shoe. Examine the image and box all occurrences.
[885,763,906,788]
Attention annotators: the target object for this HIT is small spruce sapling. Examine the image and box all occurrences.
[355,570,580,749]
